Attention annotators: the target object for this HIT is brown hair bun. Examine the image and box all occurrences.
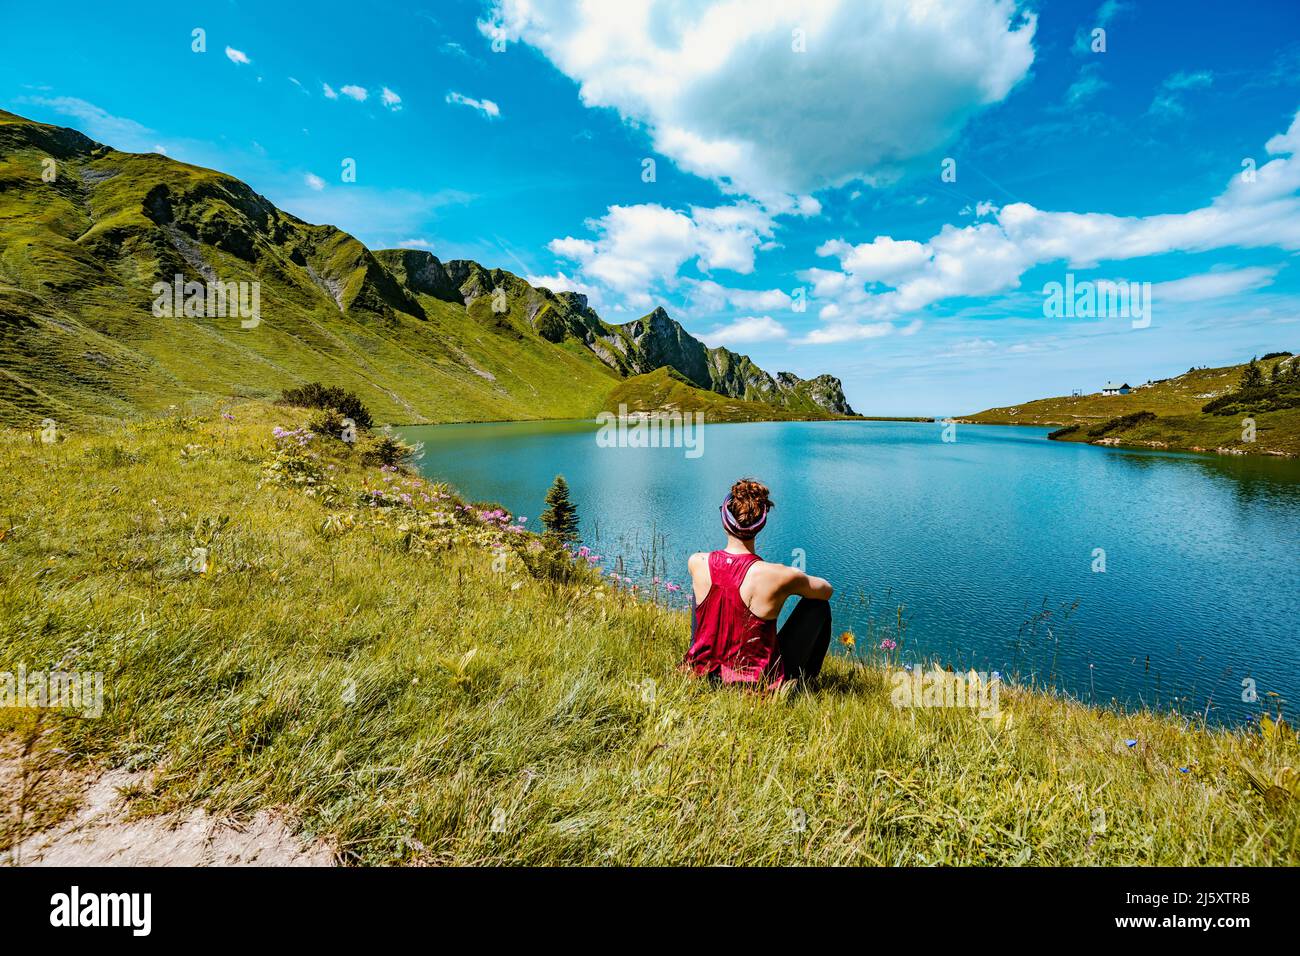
[728,478,773,526]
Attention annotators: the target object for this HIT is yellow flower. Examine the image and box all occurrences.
[838,630,855,648]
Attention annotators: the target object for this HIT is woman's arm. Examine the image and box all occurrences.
[781,566,833,601]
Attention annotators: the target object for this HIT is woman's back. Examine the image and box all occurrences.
[684,550,782,684]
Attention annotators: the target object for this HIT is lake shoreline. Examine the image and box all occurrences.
[404,416,1300,727]
[5,400,1297,864]
[952,416,1299,459]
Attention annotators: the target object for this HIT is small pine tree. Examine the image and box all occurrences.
[1241,357,1264,390]
[541,475,580,544]
[1270,361,1283,384]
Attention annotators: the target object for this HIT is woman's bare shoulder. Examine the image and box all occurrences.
[754,559,798,583]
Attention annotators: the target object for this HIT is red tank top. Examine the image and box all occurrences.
[684,551,783,685]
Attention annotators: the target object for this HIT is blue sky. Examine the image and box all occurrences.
[4,0,1300,415]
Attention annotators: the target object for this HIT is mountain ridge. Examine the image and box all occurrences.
[0,108,855,427]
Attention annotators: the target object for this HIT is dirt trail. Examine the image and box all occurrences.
[4,755,335,867]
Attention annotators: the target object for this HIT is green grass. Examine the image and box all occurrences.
[964,358,1300,457]
[0,110,624,429]
[2,404,1297,865]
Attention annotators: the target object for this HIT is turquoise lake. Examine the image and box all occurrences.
[401,419,1300,725]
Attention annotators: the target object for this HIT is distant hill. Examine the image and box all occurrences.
[606,367,844,422]
[0,109,853,427]
[962,356,1300,457]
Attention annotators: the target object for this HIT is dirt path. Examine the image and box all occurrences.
[3,753,335,867]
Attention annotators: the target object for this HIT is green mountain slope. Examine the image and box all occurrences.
[606,366,843,422]
[613,306,855,414]
[0,109,853,428]
[963,355,1300,457]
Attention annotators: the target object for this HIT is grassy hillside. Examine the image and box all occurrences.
[605,367,850,422]
[0,110,625,428]
[0,109,852,429]
[963,356,1300,457]
[2,405,1297,865]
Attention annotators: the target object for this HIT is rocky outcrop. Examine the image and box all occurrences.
[609,308,857,417]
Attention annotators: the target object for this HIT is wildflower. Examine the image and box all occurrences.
[903,663,913,672]
[665,583,681,593]
[838,631,855,649]
[222,412,234,422]
[880,638,896,651]
[1178,766,1190,773]
[1124,739,1138,748]
[991,670,1001,681]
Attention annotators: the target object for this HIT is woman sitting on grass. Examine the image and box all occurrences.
[684,478,834,687]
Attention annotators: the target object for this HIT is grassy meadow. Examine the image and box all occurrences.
[964,358,1300,457]
[2,401,1298,865]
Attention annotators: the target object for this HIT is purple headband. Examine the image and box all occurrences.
[720,493,768,539]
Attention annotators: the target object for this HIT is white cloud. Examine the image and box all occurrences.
[1066,62,1107,106]
[1149,70,1213,117]
[446,91,500,118]
[805,110,1300,332]
[817,236,929,284]
[23,96,152,149]
[272,187,471,242]
[482,0,1035,202]
[225,47,251,65]
[699,315,788,346]
[399,238,434,249]
[959,200,999,218]
[382,87,403,111]
[942,337,999,357]
[1072,1,1130,55]
[1152,266,1280,303]
[797,321,894,345]
[525,270,608,312]
[323,83,339,100]
[546,202,780,309]
[686,279,791,312]
[340,85,368,102]
[305,173,326,191]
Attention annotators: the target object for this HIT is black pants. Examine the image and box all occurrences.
[777,598,832,682]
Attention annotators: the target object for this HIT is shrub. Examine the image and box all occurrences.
[517,536,589,587]
[359,432,419,468]
[1087,411,1156,438]
[279,383,373,429]
[306,407,358,443]
[1047,424,1080,440]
